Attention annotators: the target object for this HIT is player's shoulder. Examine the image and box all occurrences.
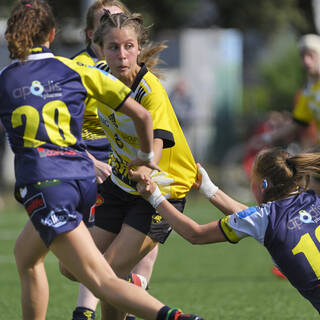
[71,49,96,66]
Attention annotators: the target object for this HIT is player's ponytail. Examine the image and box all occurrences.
[5,0,55,61]
[252,148,320,202]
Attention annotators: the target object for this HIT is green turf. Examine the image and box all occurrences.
[0,194,319,319]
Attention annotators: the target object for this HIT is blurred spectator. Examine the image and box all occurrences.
[169,79,194,131]
[247,34,320,153]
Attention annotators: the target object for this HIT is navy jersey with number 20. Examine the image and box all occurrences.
[0,47,131,187]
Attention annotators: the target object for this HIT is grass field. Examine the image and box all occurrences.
[0,191,319,320]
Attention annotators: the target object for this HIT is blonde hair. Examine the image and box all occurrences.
[94,11,167,77]
[5,0,55,61]
[252,148,320,202]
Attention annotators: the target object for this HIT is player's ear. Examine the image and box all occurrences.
[261,178,268,190]
[48,28,56,43]
[87,29,93,40]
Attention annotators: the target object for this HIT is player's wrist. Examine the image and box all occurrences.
[198,167,219,199]
[147,185,165,208]
[137,150,154,162]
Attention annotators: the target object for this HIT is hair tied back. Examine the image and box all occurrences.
[286,158,296,175]
[100,9,111,23]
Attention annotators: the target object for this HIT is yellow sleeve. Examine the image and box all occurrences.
[292,92,312,124]
[219,216,241,244]
[141,88,173,132]
[57,57,131,110]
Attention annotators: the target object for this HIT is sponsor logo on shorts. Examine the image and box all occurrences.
[24,193,46,216]
[95,194,104,207]
[41,209,77,228]
[37,147,78,158]
[89,204,95,223]
[152,214,162,224]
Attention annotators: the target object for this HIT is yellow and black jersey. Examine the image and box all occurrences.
[0,46,131,186]
[72,47,111,160]
[97,63,197,198]
[293,79,320,141]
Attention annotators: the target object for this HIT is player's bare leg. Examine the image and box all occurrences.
[100,224,158,320]
[14,220,49,320]
[51,221,164,320]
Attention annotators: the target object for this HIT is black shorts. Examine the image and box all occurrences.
[94,178,186,244]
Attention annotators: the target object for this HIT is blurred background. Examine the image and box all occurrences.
[0,0,318,203]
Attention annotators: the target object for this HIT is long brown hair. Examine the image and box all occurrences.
[5,0,55,61]
[253,148,320,202]
[85,0,130,47]
[94,11,167,77]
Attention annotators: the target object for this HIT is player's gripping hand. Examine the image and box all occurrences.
[87,152,112,184]
[193,163,219,199]
[128,150,160,172]
[136,176,165,209]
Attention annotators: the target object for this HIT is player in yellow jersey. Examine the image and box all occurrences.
[68,3,161,320]
[72,11,198,320]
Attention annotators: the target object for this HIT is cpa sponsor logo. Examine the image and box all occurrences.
[13,80,62,100]
[37,147,78,158]
[41,208,77,228]
[287,206,320,230]
[24,193,46,216]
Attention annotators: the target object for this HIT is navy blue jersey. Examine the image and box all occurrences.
[0,46,131,187]
[71,47,112,162]
[265,190,320,291]
[220,190,320,310]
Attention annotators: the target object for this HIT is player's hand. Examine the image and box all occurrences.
[193,163,219,199]
[93,159,112,184]
[136,176,157,199]
[128,158,160,172]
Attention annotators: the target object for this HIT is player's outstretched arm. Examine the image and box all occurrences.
[194,163,248,215]
[137,178,226,245]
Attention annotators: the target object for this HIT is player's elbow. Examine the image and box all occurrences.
[138,107,152,123]
[184,226,205,245]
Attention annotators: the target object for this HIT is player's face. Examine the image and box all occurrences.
[300,49,319,76]
[102,27,140,85]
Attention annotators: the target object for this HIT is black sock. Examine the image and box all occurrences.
[156,306,179,320]
[72,306,96,320]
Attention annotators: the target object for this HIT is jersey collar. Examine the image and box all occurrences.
[131,63,148,91]
[12,46,54,63]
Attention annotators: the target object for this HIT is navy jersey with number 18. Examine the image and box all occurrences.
[220,190,320,311]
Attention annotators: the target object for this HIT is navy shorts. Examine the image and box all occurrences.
[95,178,186,244]
[15,178,97,247]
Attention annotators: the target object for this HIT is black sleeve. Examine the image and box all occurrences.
[154,129,175,148]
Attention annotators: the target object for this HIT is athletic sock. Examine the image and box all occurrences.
[72,306,96,320]
[156,306,181,320]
